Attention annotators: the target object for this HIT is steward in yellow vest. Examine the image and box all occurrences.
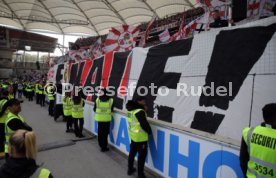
[126,97,152,178]
[240,103,276,178]
[72,95,84,138]
[0,94,9,155]
[35,82,40,104]
[1,82,9,90]
[93,89,114,152]
[4,99,32,156]
[26,83,34,101]
[40,82,46,107]
[63,92,73,132]
[0,130,53,178]
[46,84,55,117]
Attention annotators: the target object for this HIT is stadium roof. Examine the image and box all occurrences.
[0,0,197,36]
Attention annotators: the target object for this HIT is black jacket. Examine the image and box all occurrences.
[0,97,8,117]
[7,113,32,132]
[0,158,38,178]
[93,95,114,112]
[126,101,152,135]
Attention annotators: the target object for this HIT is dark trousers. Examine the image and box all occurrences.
[128,141,148,176]
[40,94,45,106]
[36,93,40,104]
[0,123,5,152]
[18,90,22,99]
[54,104,63,120]
[98,122,110,149]
[48,100,55,116]
[73,118,84,137]
[13,91,17,98]
[64,115,73,130]
[27,92,33,101]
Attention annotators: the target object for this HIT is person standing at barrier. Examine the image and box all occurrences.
[54,84,63,121]
[126,97,152,178]
[63,92,73,133]
[240,103,276,178]
[0,129,53,178]
[5,99,32,158]
[94,89,114,152]
[72,95,84,138]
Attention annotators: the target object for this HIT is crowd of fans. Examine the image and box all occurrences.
[72,7,204,49]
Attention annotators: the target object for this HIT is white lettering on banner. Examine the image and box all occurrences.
[84,104,243,178]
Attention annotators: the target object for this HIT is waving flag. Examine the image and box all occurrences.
[198,0,231,20]
[104,25,140,53]
[170,14,186,41]
[69,50,78,60]
[247,0,261,17]
[138,15,157,47]
[158,29,171,42]
[91,38,103,59]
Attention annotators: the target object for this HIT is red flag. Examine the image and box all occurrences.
[90,38,103,59]
[170,14,185,42]
[138,15,157,47]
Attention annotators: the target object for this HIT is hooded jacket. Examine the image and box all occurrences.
[126,101,152,135]
[0,157,38,178]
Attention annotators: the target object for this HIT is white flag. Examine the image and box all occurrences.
[158,29,170,42]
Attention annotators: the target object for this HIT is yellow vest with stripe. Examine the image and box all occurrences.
[63,97,72,116]
[7,94,14,100]
[2,84,8,89]
[26,85,32,92]
[0,99,8,124]
[127,109,148,142]
[35,84,39,94]
[72,100,84,119]
[5,112,25,153]
[46,86,55,101]
[31,167,51,178]
[243,125,276,178]
[95,98,113,122]
[38,85,43,94]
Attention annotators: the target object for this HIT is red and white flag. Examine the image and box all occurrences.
[158,29,170,42]
[138,15,157,47]
[90,38,103,59]
[68,50,78,60]
[247,0,261,17]
[77,49,87,59]
[170,14,186,42]
[198,0,231,20]
[189,11,209,35]
[104,25,140,53]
